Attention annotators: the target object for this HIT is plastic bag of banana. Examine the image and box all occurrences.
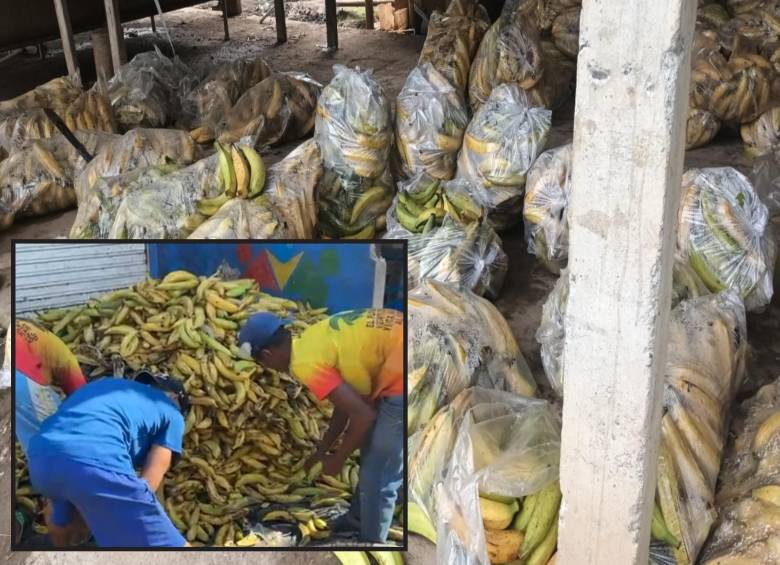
[69,129,200,238]
[23,272,368,546]
[0,75,82,116]
[106,48,197,130]
[458,84,551,232]
[690,30,778,125]
[437,391,561,565]
[1,131,116,231]
[686,105,721,150]
[188,56,273,144]
[698,376,780,564]
[741,105,780,157]
[214,73,321,147]
[468,0,544,112]
[417,0,490,95]
[550,6,579,60]
[524,41,577,111]
[408,280,536,436]
[696,3,730,32]
[396,64,469,181]
[750,152,780,217]
[315,66,393,239]
[677,167,776,312]
[188,198,289,239]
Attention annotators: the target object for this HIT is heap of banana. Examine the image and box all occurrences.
[457,84,551,231]
[417,0,490,95]
[407,280,536,436]
[315,66,393,239]
[395,64,469,181]
[17,271,382,547]
[698,376,780,564]
[390,176,483,234]
[677,167,775,312]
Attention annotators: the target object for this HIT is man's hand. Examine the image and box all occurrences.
[321,453,347,477]
[142,445,173,492]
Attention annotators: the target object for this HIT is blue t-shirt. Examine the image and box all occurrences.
[28,378,185,476]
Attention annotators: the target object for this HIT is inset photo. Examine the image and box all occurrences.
[11,240,407,551]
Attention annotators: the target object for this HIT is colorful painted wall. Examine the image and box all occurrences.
[146,243,391,313]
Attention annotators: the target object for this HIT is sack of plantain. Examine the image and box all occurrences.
[0,75,82,116]
[187,56,273,143]
[0,131,117,231]
[741,105,780,157]
[16,272,369,546]
[695,2,730,32]
[550,6,579,60]
[188,198,289,239]
[407,280,536,436]
[523,40,577,111]
[315,66,394,239]
[105,48,197,130]
[396,64,469,181]
[689,30,779,125]
[523,143,571,273]
[677,167,776,312]
[417,0,490,95]
[214,72,321,147]
[457,84,551,231]
[686,105,721,150]
[533,0,581,34]
[698,376,780,564]
[70,129,201,238]
[436,390,561,565]
[468,0,544,112]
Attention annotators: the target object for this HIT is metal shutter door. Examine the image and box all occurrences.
[14,243,147,314]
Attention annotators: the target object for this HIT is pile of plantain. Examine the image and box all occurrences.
[417,0,490,95]
[315,66,394,239]
[19,271,382,547]
[698,375,780,564]
[676,167,775,312]
[396,64,469,181]
[457,84,551,231]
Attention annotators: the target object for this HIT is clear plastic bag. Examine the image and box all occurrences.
[436,392,561,565]
[263,139,322,239]
[106,48,196,129]
[551,7,579,60]
[457,84,551,231]
[418,0,490,94]
[699,377,780,564]
[408,279,536,436]
[695,3,730,32]
[468,1,544,111]
[187,56,273,140]
[534,0,581,34]
[741,105,780,157]
[70,129,199,238]
[0,75,82,115]
[689,30,777,124]
[216,72,321,147]
[751,152,780,216]
[677,167,776,311]
[396,64,469,181]
[523,143,572,273]
[0,131,115,231]
[315,66,394,238]
[686,106,721,150]
[188,198,289,239]
[525,40,577,111]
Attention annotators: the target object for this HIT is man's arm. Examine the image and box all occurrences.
[320,383,376,476]
[306,406,349,469]
[141,445,173,492]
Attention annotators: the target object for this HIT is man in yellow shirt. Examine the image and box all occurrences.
[238,308,404,543]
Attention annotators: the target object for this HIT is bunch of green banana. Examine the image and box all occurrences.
[24,270,375,546]
[677,167,775,312]
[408,280,535,437]
[457,83,550,231]
[396,64,469,181]
[392,176,484,234]
[417,0,490,95]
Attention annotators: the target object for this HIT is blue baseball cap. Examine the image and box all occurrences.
[238,313,287,356]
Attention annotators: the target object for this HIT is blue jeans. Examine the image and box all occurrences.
[351,395,404,543]
[14,370,63,456]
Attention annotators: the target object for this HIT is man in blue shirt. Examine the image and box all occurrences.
[25,373,189,548]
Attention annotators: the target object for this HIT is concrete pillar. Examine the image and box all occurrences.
[556,1,696,564]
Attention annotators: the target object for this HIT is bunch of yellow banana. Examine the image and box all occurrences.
[61,90,117,134]
[699,377,780,563]
[22,271,375,546]
[459,83,551,231]
[468,5,544,111]
[550,7,580,60]
[417,0,490,95]
[392,177,483,234]
[396,64,469,181]
[0,75,82,115]
[686,106,721,150]
[741,105,780,156]
[333,551,404,565]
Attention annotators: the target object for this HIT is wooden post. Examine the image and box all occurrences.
[325,0,338,50]
[221,0,230,40]
[52,0,79,76]
[407,0,414,32]
[365,0,374,29]
[91,29,113,82]
[274,0,287,44]
[150,15,157,33]
[103,0,127,75]
[556,1,696,564]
